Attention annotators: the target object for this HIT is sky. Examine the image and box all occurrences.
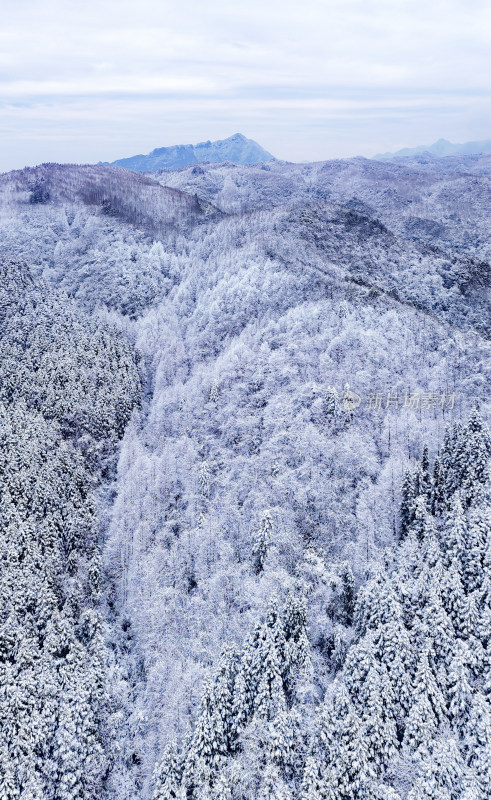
[1,0,491,172]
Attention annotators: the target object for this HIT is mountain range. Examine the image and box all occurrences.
[0,148,490,800]
[374,136,491,161]
[102,133,275,172]
[101,133,491,173]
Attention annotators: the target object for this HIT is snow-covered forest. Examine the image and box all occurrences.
[0,152,490,799]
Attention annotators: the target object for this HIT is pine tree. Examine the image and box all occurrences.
[404,644,446,755]
[467,692,491,751]
[420,583,454,667]
[213,772,233,800]
[300,755,327,800]
[464,517,485,594]
[339,562,356,626]
[361,661,398,770]
[410,496,436,542]
[0,745,19,800]
[254,622,286,720]
[344,631,377,702]
[441,559,466,632]
[466,693,491,799]
[444,494,467,566]
[458,593,479,640]
[265,708,300,776]
[208,380,220,404]
[212,647,238,754]
[153,742,183,800]
[441,423,465,502]
[282,593,312,680]
[239,623,263,715]
[230,667,249,740]
[419,445,431,500]
[354,571,398,634]
[460,768,483,800]
[317,684,376,800]
[447,641,473,729]
[430,736,464,797]
[431,456,445,517]
[466,408,491,443]
[406,737,463,800]
[373,617,412,718]
[184,682,227,790]
[421,527,444,572]
[375,786,402,800]
[252,510,273,575]
[199,460,211,499]
[257,763,293,800]
[465,503,491,595]
[400,470,416,540]
[462,410,491,504]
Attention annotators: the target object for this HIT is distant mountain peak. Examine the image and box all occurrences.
[103,134,275,173]
[373,137,491,161]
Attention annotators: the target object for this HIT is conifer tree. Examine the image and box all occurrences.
[184,683,227,791]
[213,772,233,800]
[400,470,416,539]
[441,423,464,501]
[404,645,446,755]
[257,763,293,800]
[419,445,431,500]
[264,708,300,776]
[153,742,183,800]
[230,667,250,740]
[462,410,491,504]
[444,494,467,566]
[447,641,473,729]
[300,755,327,800]
[339,562,356,626]
[431,456,445,517]
[410,496,436,542]
[463,514,486,593]
[375,786,402,800]
[361,661,398,770]
[252,510,273,575]
[466,693,491,798]
[374,618,412,718]
[317,684,376,800]
[254,623,286,720]
[407,737,463,800]
[420,584,454,667]
[441,559,466,632]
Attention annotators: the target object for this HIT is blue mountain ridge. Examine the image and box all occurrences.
[374,136,491,160]
[101,133,275,172]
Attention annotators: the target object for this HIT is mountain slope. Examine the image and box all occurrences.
[103,133,275,172]
[158,157,491,335]
[0,163,221,315]
[103,204,490,797]
[157,155,491,259]
[0,163,217,234]
[0,257,141,798]
[0,154,490,800]
[151,416,491,800]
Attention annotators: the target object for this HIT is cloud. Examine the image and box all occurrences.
[1,0,490,170]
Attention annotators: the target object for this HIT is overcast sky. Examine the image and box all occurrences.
[1,0,490,171]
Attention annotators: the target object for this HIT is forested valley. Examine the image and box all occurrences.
[0,152,489,799]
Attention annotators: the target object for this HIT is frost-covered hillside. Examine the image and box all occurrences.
[0,153,490,800]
